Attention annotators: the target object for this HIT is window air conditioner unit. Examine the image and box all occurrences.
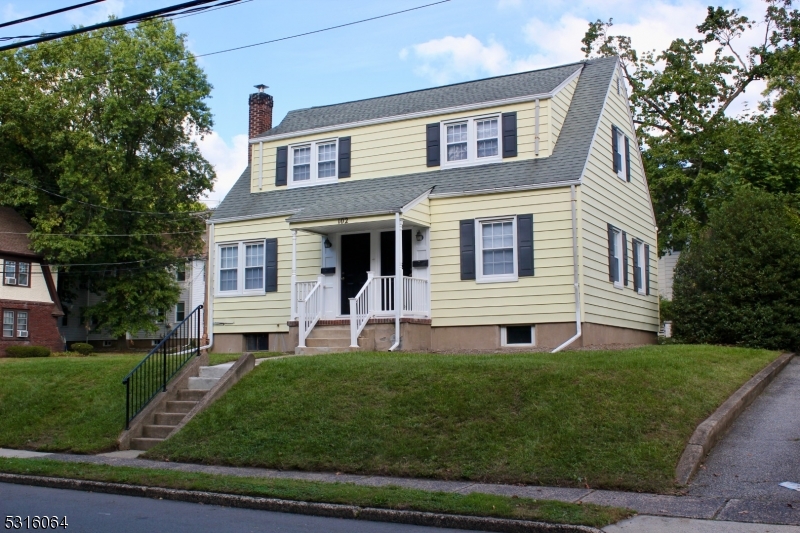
[5,277,16,285]
[17,330,28,338]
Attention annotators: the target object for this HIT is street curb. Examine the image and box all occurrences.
[675,351,795,485]
[0,473,603,533]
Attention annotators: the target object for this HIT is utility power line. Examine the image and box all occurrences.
[0,0,242,52]
[0,1,105,30]
[0,230,204,237]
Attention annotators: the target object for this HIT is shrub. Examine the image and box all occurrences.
[6,346,51,358]
[70,343,94,356]
[672,190,800,351]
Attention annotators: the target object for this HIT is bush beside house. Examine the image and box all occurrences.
[5,346,51,358]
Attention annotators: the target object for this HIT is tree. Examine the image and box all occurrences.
[582,1,800,252]
[0,19,214,336]
[671,190,800,350]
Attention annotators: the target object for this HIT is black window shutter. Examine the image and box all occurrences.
[632,239,640,292]
[517,214,533,276]
[622,231,629,286]
[265,238,278,293]
[625,136,631,182]
[607,223,616,282]
[645,244,651,296]
[502,112,518,158]
[459,220,475,280]
[611,126,619,173]
[338,137,351,178]
[275,146,288,186]
[426,123,440,167]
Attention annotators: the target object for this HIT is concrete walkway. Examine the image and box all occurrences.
[690,357,800,526]
[604,515,800,532]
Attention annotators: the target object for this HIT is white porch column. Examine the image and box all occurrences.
[290,229,298,320]
[390,214,402,350]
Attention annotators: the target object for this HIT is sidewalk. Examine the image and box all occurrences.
[1,448,797,527]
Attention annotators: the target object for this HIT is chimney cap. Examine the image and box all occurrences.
[254,84,268,93]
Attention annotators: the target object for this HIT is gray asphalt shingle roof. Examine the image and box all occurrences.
[255,62,584,139]
[211,57,617,223]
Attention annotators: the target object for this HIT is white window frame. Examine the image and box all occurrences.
[501,325,535,347]
[288,138,339,188]
[216,241,266,296]
[175,302,186,322]
[634,240,646,295]
[2,310,14,338]
[612,227,623,289]
[441,114,502,169]
[615,128,627,181]
[476,216,518,283]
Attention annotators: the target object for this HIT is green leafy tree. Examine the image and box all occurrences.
[671,190,800,350]
[0,20,214,336]
[582,1,800,252]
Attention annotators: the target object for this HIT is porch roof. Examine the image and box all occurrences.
[211,57,617,224]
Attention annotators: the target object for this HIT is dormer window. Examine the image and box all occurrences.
[441,115,501,168]
[290,139,338,187]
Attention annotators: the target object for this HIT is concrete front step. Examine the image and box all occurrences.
[199,363,233,379]
[188,376,219,390]
[130,437,163,451]
[165,400,197,414]
[295,346,363,355]
[154,412,186,425]
[307,327,351,339]
[142,425,175,439]
[305,337,352,348]
[177,389,206,401]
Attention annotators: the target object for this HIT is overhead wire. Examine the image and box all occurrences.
[0,1,106,30]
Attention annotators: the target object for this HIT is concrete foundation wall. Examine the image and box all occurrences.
[212,333,244,353]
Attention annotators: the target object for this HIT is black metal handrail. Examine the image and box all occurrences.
[122,304,203,429]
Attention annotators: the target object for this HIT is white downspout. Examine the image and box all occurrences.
[200,222,215,352]
[534,98,540,157]
[389,213,402,351]
[552,185,582,353]
[290,229,297,320]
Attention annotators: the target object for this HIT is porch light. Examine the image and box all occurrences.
[324,238,332,248]
[416,230,424,242]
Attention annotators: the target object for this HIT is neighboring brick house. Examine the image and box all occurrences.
[0,207,64,356]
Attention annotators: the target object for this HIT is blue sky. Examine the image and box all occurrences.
[0,0,765,204]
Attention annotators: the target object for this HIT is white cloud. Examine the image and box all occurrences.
[195,133,249,208]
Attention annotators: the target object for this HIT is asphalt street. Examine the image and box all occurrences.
[0,482,479,533]
[689,357,800,525]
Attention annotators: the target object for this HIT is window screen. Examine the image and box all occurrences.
[506,326,532,345]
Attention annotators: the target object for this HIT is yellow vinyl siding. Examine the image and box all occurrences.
[428,188,576,327]
[550,74,578,148]
[578,67,659,331]
[250,99,554,193]
[213,216,320,334]
[402,196,430,227]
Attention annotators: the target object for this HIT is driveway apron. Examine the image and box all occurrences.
[689,356,800,524]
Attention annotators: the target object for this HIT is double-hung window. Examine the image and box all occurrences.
[290,139,338,187]
[218,242,267,295]
[612,126,630,181]
[175,302,186,322]
[442,115,501,167]
[633,239,646,295]
[609,226,624,288]
[477,218,517,282]
[2,310,28,338]
[3,260,30,287]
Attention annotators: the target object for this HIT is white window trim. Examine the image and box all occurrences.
[615,128,627,182]
[612,228,623,289]
[476,216,518,283]
[441,114,502,169]
[288,138,339,188]
[215,241,266,297]
[635,240,646,295]
[501,325,535,347]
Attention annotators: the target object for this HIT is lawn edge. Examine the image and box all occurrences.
[675,351,796,485]
[0,472,603,533]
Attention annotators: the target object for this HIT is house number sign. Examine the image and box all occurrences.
[337,218,349,224]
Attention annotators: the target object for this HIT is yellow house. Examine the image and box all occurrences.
[208,56,658,354]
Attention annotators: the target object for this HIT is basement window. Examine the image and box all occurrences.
[501,325,535,347]
[245,333,268,352]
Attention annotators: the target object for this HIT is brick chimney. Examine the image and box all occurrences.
[248,84,273,163]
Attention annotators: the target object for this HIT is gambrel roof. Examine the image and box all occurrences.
[212,56,618,223]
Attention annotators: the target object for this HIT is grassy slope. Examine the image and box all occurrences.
[148,345,778,493]
[0,458,632,527]
[0,355,141,453]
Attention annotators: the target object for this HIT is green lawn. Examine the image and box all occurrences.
[0,355,142,453]
[0,458,632,527]
[146,345,779,493]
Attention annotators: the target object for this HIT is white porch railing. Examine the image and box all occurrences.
[297,275,324,348]
[348,273,429,348]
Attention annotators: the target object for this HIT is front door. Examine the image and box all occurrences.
[340,233,371,315]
